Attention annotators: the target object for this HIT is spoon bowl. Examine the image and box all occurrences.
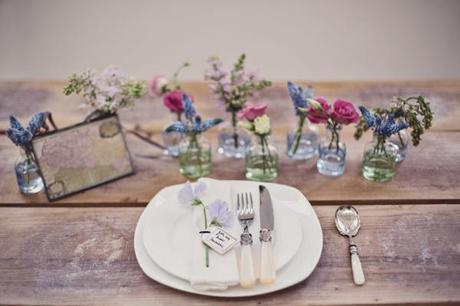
[335,206,361,237]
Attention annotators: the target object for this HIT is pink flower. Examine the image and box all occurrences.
[331,99,359,125]
[163,90,189,113]
[238,102,268,121]
[148,75,169,97]
[307,97,331,124]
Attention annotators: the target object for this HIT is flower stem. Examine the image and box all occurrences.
[291,116,305,155]
[231,111,239,149]
[188,133,203,176]
[202,205,209,268]
[328,122,340,153]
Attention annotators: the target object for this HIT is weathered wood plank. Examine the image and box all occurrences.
[0,205,459,305]
[1,81,459,130]
[0,129,459,205]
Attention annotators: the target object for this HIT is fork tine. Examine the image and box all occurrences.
[237,193,241,211]
[245,193,249,210]
[249,193,253,209]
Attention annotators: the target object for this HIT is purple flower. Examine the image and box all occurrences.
[207,199,234,228]
[178,181,206,207]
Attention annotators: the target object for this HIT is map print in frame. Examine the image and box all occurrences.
[32,115,134,201]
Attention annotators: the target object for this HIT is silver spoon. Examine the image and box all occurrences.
[335,206,365,285]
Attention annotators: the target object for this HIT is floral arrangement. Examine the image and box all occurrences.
[148,62,191,121]
[165,93,222,177]
[165,94,223,136]
[63,66,145,115]
[354,96,433,146]
[204,54,271,148]
[306,97,360,150]
[239,103,276,175]
[287,81,315,155]
[178,180,234,267]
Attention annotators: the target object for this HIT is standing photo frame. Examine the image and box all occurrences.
[32,114,134,201]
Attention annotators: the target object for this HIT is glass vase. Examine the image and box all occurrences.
[15,149,44,194]
[245,135,278,181]
[178,134,212,179]
[387,129,409,163]
[286,117,319,160]
[162,115,185,157]
[317,125,346,176]
[362,136,398,182]
[217,113,251,159]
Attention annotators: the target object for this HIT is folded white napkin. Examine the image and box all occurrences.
[189,178,239,291]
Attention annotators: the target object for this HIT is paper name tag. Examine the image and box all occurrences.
[201,227,238,255]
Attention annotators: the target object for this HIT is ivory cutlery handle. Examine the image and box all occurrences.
[260,239,275,284]
[350,244,365,285]
[239,244,256,288]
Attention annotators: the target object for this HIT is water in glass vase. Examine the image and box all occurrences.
[362,140,397,182]
[317,144,346,176]
[245,137,278,181]
[15,152,44,194]
[217,121,251,159]
[178,136,212,179]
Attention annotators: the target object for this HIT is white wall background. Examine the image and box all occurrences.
[1,0,460,81]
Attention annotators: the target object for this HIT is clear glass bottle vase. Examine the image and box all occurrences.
[178,134,212,179]
[362,135,398,182]
[15,149,44,194]
[317,125,346,176]
[286,116,319,160]
[217,111,251,159]
[245,135,278,181]
[162,114,185,157]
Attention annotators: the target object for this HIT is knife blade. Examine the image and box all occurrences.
[259,185,275,284]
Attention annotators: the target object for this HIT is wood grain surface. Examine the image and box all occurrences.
[1,81,459,306]
[0,81,459,205]
[0,205,459,306]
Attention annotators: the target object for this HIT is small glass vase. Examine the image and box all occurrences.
[217,113,251,159]
[286,117,319,160]
[387,129,409,163]
[362,136,398,182]
[162,114,185,157]
[245,136,278,181]
[15,149,44,194]
[317,125,346,176]
[178,135,212,179]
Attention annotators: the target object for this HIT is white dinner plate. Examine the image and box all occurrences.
[134,180,323,297]
[142,179,302,280]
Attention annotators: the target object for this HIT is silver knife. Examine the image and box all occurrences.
[259,185,275,284]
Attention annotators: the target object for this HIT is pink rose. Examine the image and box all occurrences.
[331,99,359,125]
[238,102,268,121]
[307,97,331,124]
[163,90,189,113]
[148,75,169,97]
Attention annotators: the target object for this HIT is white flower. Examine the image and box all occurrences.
[254,114,270,135]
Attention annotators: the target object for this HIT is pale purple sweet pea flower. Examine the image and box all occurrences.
[178,180,206,207]
[207,199,234,228]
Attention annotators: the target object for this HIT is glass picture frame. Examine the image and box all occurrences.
[32,114,134,201]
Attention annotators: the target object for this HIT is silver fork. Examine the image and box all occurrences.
[237,192,256,288]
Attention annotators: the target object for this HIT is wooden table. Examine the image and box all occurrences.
[0,81,459,305]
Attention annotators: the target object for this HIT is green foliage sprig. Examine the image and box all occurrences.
[354,96,433,146]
